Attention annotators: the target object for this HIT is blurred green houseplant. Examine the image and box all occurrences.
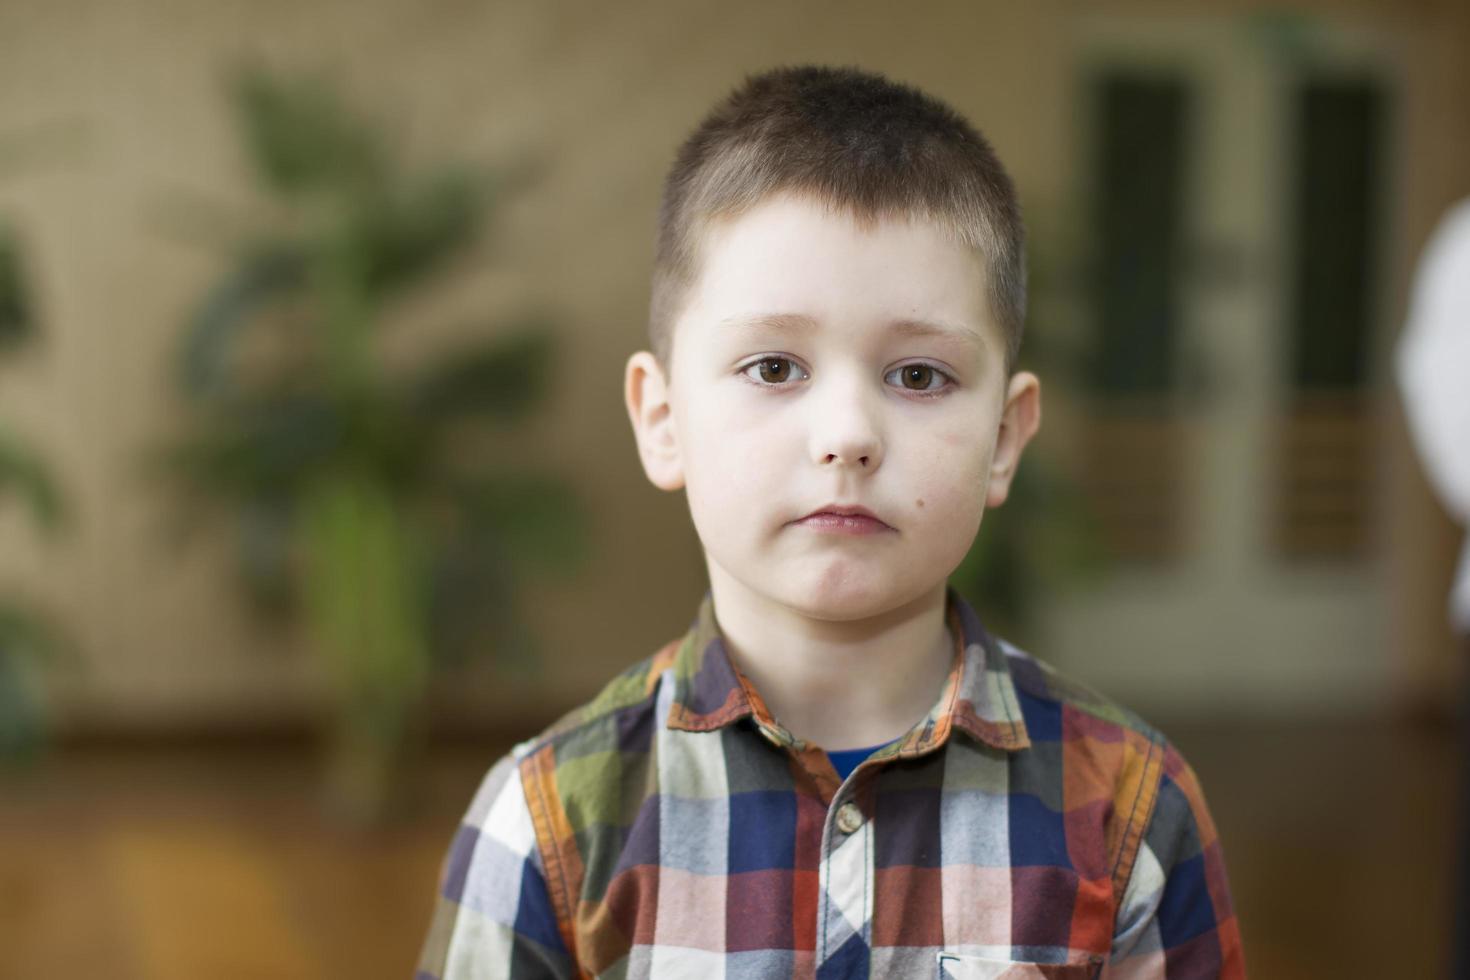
[0,211,71,761]
[151,69,586,819]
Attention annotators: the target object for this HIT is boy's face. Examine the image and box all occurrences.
[626,191,1040,622]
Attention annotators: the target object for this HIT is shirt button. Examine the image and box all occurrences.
[835,801,863,834]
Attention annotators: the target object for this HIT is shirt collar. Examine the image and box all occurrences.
[664,585,1031,755]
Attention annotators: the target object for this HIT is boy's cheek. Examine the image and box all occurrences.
[916,481,988,535]
[682,446,776,525]
[921,409,1005,483]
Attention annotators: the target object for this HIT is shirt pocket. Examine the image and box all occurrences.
[935,952,1104,980]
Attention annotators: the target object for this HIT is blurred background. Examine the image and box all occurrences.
[1,0,1467,977]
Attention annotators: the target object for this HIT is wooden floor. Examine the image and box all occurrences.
[0,716,1461,980]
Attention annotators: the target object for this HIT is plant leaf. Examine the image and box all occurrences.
[355,168,490,300]
[178,242,308,399]
[410,324,556,424]
[453,471,589,574]
[0,601,72,664]
[423,520,516,669]
[234,495,299,617]
[231,67,385,196]
[0,422,66,533]
[0,223,35,351]
[148,392,345,500]
[421,472,586,670]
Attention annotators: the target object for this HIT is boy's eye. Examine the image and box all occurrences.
[886,363,951,393]
[743,357,807,385]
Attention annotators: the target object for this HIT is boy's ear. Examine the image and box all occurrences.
[985,371,1041,509]
[624,351,685,491]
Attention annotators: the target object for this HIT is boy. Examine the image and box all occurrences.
[418,65,1245,979]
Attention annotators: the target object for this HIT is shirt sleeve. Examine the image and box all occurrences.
[1106,741,1246,979]
[415,753,575,980]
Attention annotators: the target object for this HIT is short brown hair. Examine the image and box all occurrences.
[649,64,1026,375]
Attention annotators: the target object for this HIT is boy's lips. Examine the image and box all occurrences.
[792,504,894,533]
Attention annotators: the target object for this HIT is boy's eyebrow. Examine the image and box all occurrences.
[889,317,986,349]
[720,312,985,349]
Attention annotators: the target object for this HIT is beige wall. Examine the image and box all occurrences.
[0,0,1465,732]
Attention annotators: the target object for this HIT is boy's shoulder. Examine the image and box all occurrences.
[505,633,683,762]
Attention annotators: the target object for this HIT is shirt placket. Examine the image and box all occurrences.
[815,771,876,974]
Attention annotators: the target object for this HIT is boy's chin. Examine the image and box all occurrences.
[760,573,942,623]
[706,553,947,623]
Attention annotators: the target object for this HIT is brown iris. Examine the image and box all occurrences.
[900,365,935,390]
[756,358,793,383]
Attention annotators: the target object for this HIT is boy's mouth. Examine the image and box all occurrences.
[792,504,894,534]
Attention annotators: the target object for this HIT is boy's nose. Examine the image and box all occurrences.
[810,383,884,471]
[818,434,879,468]
[822,450,874,469]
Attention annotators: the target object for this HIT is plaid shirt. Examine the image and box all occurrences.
[417,587,1245,979]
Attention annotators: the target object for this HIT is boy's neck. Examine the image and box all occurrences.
[704,562,955,751]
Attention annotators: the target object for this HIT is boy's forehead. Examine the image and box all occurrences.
[680,193,999,351]
[715,310,989,353]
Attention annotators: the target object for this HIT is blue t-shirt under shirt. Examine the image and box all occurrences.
[826,741,894,780]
